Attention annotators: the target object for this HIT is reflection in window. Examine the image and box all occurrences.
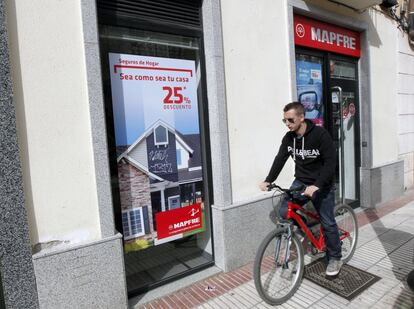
[168,195,181,210]
[330,60,356,80]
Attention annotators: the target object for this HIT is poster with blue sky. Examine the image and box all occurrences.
[109,53,200,146]
[296,59,324,126]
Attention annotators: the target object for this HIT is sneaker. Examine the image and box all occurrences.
[326,259,343,276]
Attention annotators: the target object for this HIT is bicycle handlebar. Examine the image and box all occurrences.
[267,183,306,196]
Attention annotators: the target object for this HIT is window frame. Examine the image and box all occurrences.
[122,208,145,240]
[154,125,169,146]
[167,195,181,210]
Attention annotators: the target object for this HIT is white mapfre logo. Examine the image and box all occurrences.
[189,208,199,217]
[173,218,200,229]
[311,26,356,50]
[296,23,305,38]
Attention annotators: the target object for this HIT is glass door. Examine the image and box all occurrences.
[296,49,360,208]
[329,58,360,207]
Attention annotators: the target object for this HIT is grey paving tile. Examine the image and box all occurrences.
[378,230,414,248]
[237,283,263,303]
[301,280,330,297]
[208,296,232,309]
[289,295,311,308]
[254,304,270,309]
[327,293,352,305]
[382,294,413,308]
[371,215,413,229]
[367,264,403,281]
[347,256,376,270]
[221,292,248,308]
[282,299,304,309]
[293,287,322,305]
[256,301,290,309]
[203,302,217,309]
[231,287,259,307]
[392,223,414,234]
[318,296,348,308]
[346,297,374,308]
[308,301,333,309]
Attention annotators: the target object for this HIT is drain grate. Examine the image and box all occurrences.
[304,259,381,300]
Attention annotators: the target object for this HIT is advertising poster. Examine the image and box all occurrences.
[109,53,205,253]
[296,59,324,126]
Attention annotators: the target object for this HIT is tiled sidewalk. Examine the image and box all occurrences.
[136,190,414,309]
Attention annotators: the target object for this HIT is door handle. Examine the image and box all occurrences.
[331,86,346,205]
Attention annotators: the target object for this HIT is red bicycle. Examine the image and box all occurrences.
[253,184,358,305]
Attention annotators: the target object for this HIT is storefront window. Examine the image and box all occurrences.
[99,25,213,295]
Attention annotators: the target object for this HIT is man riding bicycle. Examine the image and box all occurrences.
[260,101,342,276]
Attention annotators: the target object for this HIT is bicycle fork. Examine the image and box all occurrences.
[274,223,293,269]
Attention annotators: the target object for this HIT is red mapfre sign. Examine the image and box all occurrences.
[294,15,361,58]
[156,203,203,240]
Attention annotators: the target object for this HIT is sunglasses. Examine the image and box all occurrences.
[282,118,295,124]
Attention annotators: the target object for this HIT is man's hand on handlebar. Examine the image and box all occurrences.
[259,181,270,191]
[260,181,319,197]
[303,185,319,198]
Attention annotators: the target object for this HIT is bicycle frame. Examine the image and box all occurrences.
[286,201,350,252]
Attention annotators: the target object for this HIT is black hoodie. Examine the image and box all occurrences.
[265,119,336,188]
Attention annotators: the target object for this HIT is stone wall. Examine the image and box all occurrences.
[118,160,154,239]
[0,0,39,308]
[118,160,151,210]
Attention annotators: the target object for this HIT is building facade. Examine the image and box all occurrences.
[0,0,413,308]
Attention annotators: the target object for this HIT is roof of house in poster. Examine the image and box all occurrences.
[118,120,202,184]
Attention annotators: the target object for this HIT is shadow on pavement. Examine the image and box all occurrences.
[361,204,414,308]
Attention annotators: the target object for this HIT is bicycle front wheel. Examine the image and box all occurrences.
[253,228,304,305]
[334,204,358,263]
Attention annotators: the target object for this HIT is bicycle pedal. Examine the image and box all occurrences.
[310,247,324,256]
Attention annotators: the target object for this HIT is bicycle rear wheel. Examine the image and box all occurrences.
[253,228,304,305]
[334,204,358,263]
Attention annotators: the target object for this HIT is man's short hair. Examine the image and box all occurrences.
[284,101,305,116]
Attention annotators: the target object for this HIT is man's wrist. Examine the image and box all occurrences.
[314,181,322,189]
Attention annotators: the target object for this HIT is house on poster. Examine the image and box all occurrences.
[117,120,203,248]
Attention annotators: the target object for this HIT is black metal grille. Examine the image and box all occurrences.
[97,0,202,29]
[304,258,381,300]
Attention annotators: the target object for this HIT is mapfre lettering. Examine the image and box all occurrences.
[173,218,200,229]
[311,27,356,50]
